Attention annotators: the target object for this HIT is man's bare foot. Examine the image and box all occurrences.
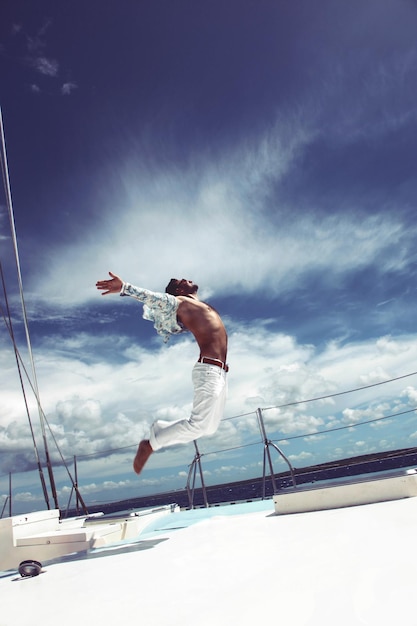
[133,439,153,475]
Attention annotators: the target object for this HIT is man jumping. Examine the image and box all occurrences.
[96,272,228,474]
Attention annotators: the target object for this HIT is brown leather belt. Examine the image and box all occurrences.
[198,356,229,372]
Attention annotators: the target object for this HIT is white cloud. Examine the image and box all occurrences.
[342,406,387,426]
[30,56,59,76]
[2,323,417,484]
[401,386,417,403]
[12,491,40,502]
[289,451,313,462]
[61,82,77,95]
[376,336,410,356]
[25,109,417,307]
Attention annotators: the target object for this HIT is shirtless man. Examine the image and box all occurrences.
[96,272,228,474]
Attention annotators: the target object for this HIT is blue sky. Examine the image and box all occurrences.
[1,0,417,514]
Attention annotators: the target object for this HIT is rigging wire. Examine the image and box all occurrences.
[0,106,59,509]
[0,267,50,508]
[0,298,89,513]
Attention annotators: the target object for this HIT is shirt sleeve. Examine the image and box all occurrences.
[120,282,184,342]
[120,282,176,308]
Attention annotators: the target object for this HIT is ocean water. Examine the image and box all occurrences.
[74,447,417,517]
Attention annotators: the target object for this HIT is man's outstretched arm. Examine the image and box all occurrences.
[95,270,184,342]
[96,271,177,307]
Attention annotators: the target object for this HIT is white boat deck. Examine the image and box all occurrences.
[1,490,417,626]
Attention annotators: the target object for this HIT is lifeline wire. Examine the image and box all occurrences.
[262,370,417,412]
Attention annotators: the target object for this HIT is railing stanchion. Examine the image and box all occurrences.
[186,441,209,509]
[9,471,12,517]
[256,408,297,498]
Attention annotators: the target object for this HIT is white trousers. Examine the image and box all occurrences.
[149,362,228,451]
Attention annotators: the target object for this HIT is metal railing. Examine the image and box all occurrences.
[185,407,297,508]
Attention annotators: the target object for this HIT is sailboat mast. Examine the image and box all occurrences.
[0,106,59,510]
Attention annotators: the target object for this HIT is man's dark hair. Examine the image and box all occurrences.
[165,279,179,295]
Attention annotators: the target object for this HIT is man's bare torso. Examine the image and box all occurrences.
[176,296,228,362]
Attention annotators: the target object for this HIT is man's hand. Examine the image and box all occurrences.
[96,271,124,295]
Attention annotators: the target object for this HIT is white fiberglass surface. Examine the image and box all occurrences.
[1,497,417,626]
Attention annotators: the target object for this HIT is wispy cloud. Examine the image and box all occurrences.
[26,18,52,55]
[23,19,59,77]
[27,55,59,76]
[61,81,77,95]
[3,16,78,95]
[27,110,417,308]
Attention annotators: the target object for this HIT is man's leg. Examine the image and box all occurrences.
[132,363,227,475]
[133,440,153,474]
[149,363,227,449]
